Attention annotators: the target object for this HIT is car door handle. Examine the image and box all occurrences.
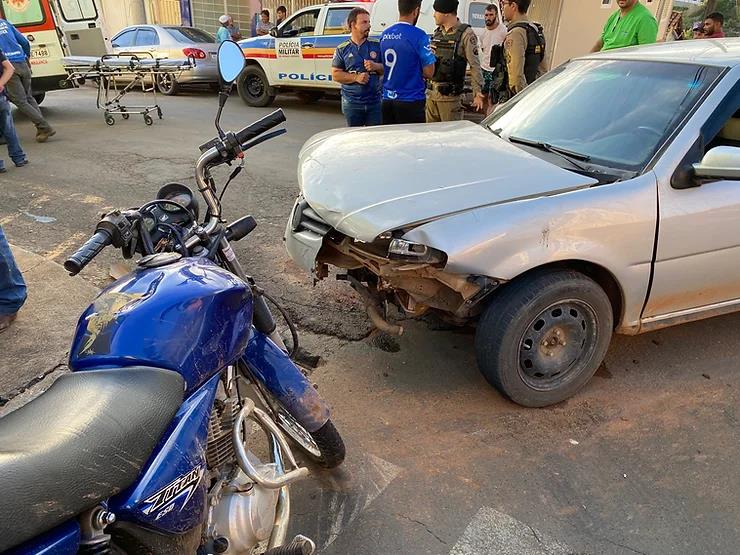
[302,43,314,48]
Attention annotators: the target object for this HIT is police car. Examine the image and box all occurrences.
[235,1,368,106]
[236,0,494,107]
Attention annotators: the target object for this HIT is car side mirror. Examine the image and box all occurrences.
[692,146,740,181]
[269,27,278,37]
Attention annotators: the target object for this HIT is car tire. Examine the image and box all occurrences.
[33,92,46,105]
[475,270,613,407]
[156,74,180,96]
[237,65,275,107]
[296,91,324,104]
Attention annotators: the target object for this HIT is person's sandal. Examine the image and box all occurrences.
[0,313,17,333]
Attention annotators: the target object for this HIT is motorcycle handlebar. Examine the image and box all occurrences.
[64,230,112,276]
[235,109,286,147]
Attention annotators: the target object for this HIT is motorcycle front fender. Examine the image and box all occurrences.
[243,328,330,433]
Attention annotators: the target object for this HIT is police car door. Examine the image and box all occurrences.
[313,5,354,89]
[273,7,320,88]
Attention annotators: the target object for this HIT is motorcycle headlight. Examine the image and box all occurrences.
[388,238,446,264]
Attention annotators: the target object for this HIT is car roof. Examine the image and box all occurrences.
[581,38,740,68]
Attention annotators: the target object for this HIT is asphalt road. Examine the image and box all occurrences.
[1,88,739,554]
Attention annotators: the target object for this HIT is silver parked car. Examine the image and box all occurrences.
[110,25,220,95]
[285,39,740,407]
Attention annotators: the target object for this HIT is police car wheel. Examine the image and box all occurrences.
[237,65,275,107]
[475,270,613,408]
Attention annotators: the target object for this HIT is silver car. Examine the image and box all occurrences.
[285,39,740,407]
[110,25,220,94]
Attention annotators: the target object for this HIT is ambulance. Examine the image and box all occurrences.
[236,0,496,107]
[0,0,107,103]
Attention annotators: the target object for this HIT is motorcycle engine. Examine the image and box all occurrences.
[206,464,280,554]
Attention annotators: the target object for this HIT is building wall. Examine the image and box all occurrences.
[99,0,147,37]
[531,0,674,70]
[191,0,251,35]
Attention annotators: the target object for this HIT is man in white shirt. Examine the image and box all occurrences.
[477,3,507,114]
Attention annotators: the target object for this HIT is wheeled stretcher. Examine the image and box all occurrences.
[63,54,193,126]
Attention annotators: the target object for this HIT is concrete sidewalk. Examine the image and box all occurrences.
[0,245,98,413]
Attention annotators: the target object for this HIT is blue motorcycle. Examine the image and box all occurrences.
[0,41,343,555]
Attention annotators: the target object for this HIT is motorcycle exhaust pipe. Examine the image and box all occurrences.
[264,535,316,555]
[346,276,404,336]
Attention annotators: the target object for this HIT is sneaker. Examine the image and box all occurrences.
[14,159,29,168]
[0,167,6,174]
[36,129,56,143]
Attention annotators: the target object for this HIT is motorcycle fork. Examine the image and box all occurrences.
[218,237,288,351]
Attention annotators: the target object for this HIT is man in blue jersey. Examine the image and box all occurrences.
[332,8,383,127]
[380,0,436,124]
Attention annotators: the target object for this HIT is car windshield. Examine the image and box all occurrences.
[165,26,215,43]
[484,59,723,172]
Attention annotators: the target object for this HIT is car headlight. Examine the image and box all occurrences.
[388,238,446,264]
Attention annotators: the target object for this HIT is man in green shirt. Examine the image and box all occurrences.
[591,0,658,52]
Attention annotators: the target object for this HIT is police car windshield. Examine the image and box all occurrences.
[484,59,722,172]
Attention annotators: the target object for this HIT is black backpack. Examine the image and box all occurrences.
[490,21,546,99]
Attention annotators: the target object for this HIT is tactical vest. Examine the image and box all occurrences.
[431,24,470,96]
[508,22,546,85]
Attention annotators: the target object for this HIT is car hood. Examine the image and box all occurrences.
[298,121,598,242]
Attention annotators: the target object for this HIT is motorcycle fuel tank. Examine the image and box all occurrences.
[69,258,252,394]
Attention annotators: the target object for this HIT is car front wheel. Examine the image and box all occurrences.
[475,270,613,407]
[237,65,275,107]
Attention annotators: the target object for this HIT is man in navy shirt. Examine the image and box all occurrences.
[0,17,55,142]
[332,8,383,127]
[380,0,436,124]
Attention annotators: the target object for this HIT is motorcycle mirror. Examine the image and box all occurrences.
[217,40,246,86]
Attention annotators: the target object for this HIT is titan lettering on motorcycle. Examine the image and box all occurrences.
[155,503,175,521]
[141,465,205,516]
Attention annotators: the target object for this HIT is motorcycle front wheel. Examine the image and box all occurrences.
[242,370,345,469]
[272,401,345,470]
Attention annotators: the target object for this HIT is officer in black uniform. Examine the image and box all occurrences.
[426,0,484,122]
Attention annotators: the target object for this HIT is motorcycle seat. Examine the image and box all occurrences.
[0,367,184,552]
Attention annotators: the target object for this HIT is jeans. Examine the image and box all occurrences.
[0,95,26,170]
[341,98,382,127]
[381,99,426,125]
[0,224,27,315]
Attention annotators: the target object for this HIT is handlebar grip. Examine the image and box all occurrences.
[235,109,286,146]
[64,230,112,276]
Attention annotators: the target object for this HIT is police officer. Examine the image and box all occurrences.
[500,0,546,95]
[426,0,484,122]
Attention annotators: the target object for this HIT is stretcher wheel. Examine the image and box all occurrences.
[144,114,153,126]
[105,114,115,126]
[121,107,129,120]
[157,108,163,120]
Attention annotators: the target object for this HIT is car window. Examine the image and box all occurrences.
[485,59,723,172]
[112,29,137,48]
[58,0,98,22]
[164,26,215,44]
[704,82,740,150]
[279,9,320,37]
[0,0,45,26]
[324,8,352,35]
[135,28,159,46]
